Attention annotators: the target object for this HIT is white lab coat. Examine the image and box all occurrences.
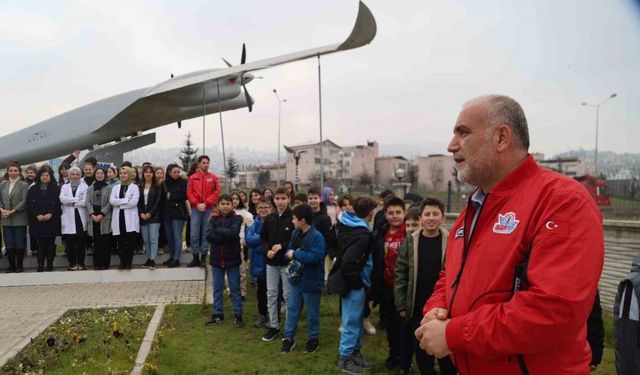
[59,182,89,235]
[110,183,140,235]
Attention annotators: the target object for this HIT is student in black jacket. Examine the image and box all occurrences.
[306,187,337,278]
[26,166,61,272]
[260,187,294,342]
[161,164,188,268]
[138,165,163,269]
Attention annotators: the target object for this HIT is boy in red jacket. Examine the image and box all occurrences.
[186,155,220,267]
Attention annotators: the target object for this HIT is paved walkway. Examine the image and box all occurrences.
[0,280,212,365]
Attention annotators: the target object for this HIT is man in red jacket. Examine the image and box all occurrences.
[415,95,604,375]
[187,155,221,267]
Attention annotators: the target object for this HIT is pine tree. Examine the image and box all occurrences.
[226,154,239,181]
[178,132,199,171]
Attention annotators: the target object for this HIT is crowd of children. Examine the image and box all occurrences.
[0,152,457,374]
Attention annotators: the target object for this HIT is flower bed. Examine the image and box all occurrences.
[2,306,154,375]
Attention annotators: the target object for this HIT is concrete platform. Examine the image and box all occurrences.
[12,252,196,269]
[0,253,206,287]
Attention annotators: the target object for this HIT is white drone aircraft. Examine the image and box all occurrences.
[0,2,376,166]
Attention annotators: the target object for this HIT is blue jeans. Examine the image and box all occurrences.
[140,222,161,260]
[212,266,243,317]
[164,219,185,260]
[3,226,27,249]
[339,287,366,357]
[190,209,211,255]
[284,287,320,340]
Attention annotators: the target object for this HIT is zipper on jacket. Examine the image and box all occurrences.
[220,215,225,268]
[448,192,488,316]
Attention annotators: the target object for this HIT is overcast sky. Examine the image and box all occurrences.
[1,0,639,159]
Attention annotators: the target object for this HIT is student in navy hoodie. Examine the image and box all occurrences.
[246,197,272,328]
[280,204,326,355]
[205,194,244,328]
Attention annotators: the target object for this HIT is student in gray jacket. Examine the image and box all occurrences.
[1,161,29,273]
[85,167,113,270]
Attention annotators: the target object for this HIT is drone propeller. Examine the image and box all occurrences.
[239,43,252,112]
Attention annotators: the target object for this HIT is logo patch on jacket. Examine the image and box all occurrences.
[454,227,464,239]
[492,212,519,234]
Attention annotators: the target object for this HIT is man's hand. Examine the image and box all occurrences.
[43,213,52,221]
[286,250,294,260]
[420,307,448,326]
[197,203,206,212]
[416,319,451,358]
[267,250,275,259]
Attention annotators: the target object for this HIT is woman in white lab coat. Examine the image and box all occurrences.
[59,166,89,270]
[110,166,140,270]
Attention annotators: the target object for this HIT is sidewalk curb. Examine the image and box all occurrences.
[131,304,165,375]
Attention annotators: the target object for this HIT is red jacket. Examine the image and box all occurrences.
[423,155,603,375]
[187,170,221,210]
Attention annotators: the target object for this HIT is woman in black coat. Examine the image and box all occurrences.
[26,166,62,272]
[162,164,188,268]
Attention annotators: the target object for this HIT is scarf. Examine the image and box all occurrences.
[93,179,107,191]
[119,166,134,186]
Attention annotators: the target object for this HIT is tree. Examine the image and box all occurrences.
[408,164,419,188]
[256,170,271,189]
[178,132,198,171]
[226,154,239,181]
[356,171,373,187]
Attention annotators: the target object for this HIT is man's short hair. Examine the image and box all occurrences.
[420,197,445,215]
[379,189,394,200]
[257,197,272,207]
[84,157,97,167]
[197,155,210,163]
[472,95,530,150]
[383,196,405,212]
[307,187,321,197]
[294,193,308,203]
[405,207,421,222]
[292,204,314,225]
[121,161,133,168]
[274,187,289,197]
[352,196,377,219]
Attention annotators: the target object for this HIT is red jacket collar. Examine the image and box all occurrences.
[489,154,540,194]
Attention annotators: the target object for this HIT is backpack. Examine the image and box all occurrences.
[614,277,640,375]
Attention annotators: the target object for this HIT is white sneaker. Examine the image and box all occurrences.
[363,319,376,335]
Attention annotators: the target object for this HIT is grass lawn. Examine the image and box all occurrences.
[144,287,618,374]
[2,306,154,375]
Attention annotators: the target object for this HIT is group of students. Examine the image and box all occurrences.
[199,178,461,374]
[0,153,227,273]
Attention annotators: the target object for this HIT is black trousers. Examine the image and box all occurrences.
[256,276,268,316]
[380,286,402,362]
[401,313,457,374]
[93,233,112,269]
[36,237,56,270]
[65,233,86,267]
[117,232,138,267]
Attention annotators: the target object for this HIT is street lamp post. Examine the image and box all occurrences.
[582,93,617,176]
[273,89,287,186]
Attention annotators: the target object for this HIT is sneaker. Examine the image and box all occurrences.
[234,315,243,328]
[199,254,207,267]
[254,315,269,328]
[384,356,398,370]
[67,265,76,271]
[304,339,319,353]
[142,258,151,268]
[352,350,375,370]
[363,318,377,335]
[168,259,180,268]
[205,314,224,326]
[162,258,174,266]
[338,356,363,374]
[280,338,295,354]
[147,259,156,269]
[78,265,87,271]
[187,255,200,268]
[262,328,280,342]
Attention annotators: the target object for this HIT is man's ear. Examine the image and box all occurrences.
[496,124,513,153]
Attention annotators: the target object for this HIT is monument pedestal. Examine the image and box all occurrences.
[391,182,411,198]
